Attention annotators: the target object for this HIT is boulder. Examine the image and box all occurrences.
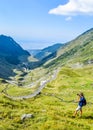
[21,114,33,121]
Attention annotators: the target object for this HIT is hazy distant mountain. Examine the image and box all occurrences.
[34,43,62,60]
[28,49,41,56]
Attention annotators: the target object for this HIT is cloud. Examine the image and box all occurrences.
[65,16,72,21]
[49,0,93,16]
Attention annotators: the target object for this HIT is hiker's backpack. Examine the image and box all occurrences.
[83,98,87,106]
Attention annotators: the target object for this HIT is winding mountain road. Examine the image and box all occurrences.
[3,69,59,100]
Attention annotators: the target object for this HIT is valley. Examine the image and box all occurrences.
[0,28,93,130]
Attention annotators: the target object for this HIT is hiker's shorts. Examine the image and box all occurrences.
[76,105,82,111]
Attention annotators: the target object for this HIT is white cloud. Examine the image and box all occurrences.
[65,16,72,21]
[49,0,93,16]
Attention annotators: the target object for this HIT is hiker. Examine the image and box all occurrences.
[74,92,86,117]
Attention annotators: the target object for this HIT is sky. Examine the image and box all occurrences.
[0,0,93,49]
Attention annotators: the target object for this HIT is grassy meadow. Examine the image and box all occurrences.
[0,65,93,130]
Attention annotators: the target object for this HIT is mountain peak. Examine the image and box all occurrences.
[0,35,30,65]
[0,34,13,40]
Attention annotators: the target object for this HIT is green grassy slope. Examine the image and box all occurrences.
[0,65,93,130]
[44,28,93,69]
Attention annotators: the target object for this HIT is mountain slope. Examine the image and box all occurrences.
[34,43,62,60]
[0,65,93,129]
[44,28,93,68]
[0,35,30,79]
[0,35,30,65]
